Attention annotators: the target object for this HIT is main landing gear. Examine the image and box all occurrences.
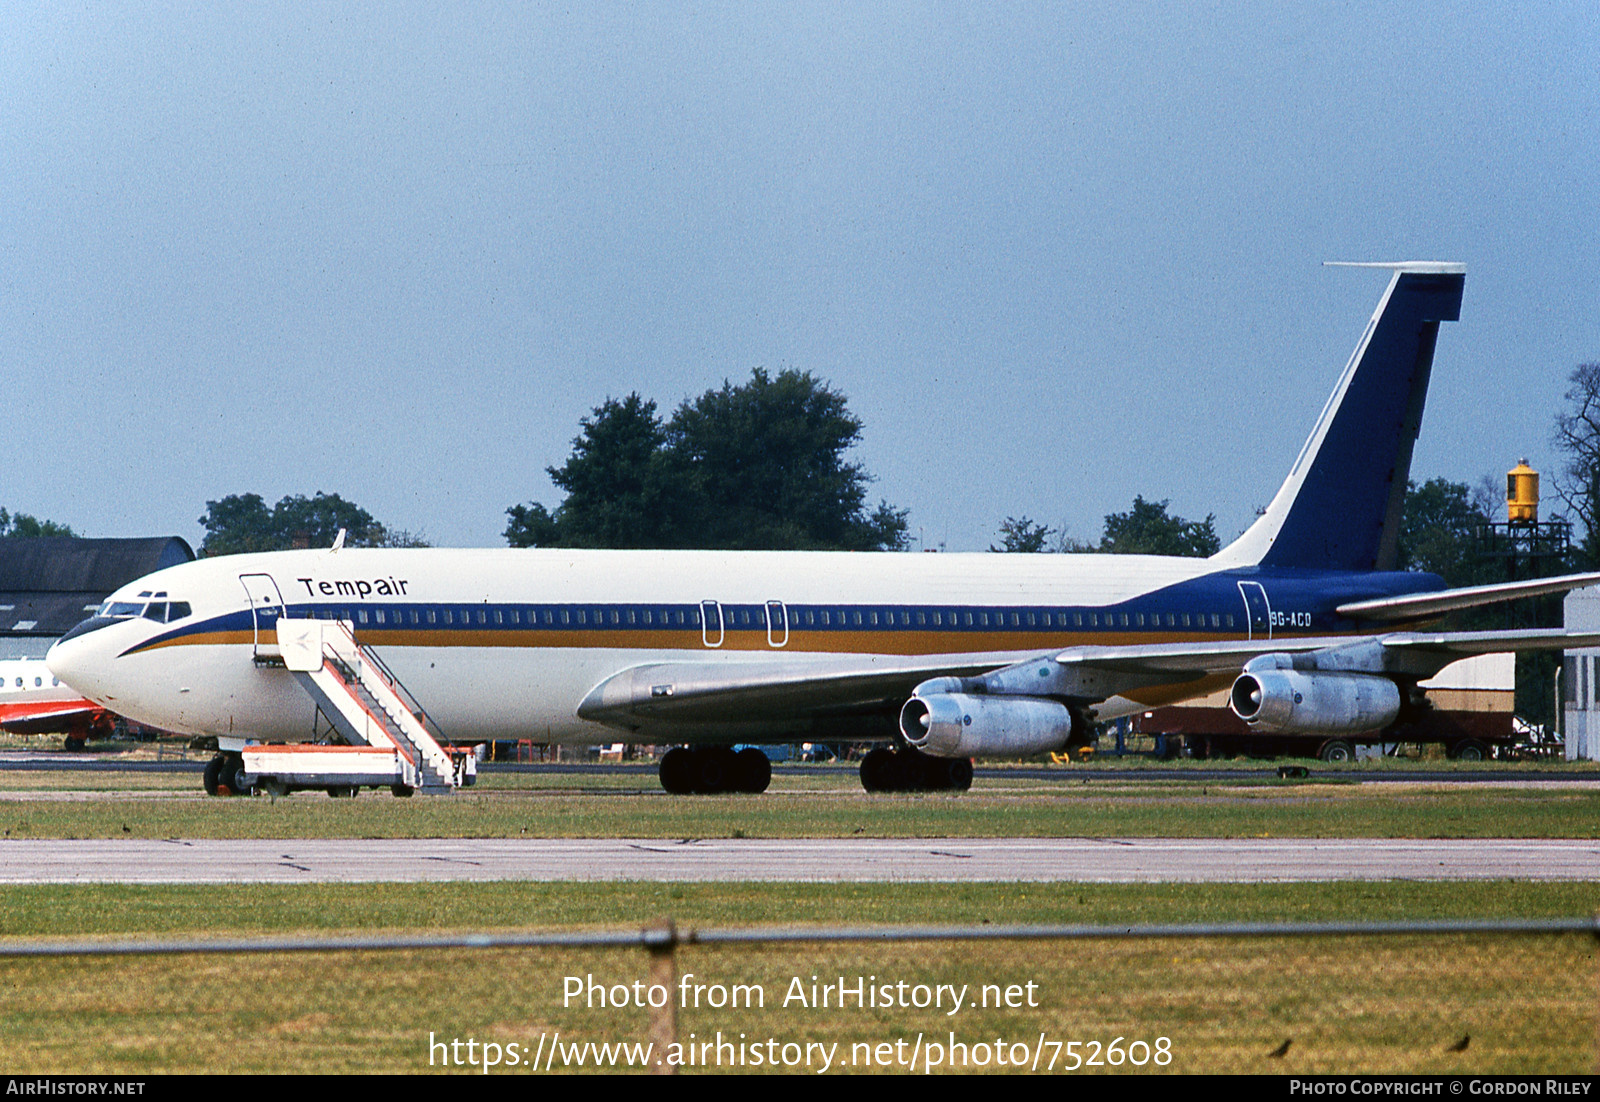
[658,746,772,795]
[859,747,973,793]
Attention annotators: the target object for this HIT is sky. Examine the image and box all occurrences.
[4,2,1597,552]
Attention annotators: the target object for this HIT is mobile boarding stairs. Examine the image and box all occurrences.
[238,619,474,796]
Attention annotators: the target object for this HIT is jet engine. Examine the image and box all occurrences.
[899,691,1076,759]
[1228,667,1401,734]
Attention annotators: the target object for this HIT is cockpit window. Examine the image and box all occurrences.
[101,598,191,622]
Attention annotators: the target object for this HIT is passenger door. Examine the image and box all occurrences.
[239,573,287,658]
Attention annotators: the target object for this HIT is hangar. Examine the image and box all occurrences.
[0,537,194,659]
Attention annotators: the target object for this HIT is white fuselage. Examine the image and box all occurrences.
[46,545,1254,745]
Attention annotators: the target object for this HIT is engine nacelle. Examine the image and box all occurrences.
[899,692,1074,759]
[1228,668,1401,735]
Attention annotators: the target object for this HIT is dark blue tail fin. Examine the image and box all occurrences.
[1213,263,1465,572]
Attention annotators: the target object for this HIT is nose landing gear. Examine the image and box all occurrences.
[202,752,253,797]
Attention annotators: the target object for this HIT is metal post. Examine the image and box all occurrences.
[643,919,677,1075]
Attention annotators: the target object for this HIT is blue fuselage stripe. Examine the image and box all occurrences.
[124,568,1445,652]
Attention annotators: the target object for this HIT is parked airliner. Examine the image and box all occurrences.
[45,263,1600,795]
[0,658,110,750]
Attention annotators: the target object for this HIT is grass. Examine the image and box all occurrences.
[3,772,1600,839]
[4,761,1600,1073]
[1,881,1596,1074]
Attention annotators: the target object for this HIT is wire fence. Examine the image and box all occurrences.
[3,915,1599,959]
[7,915,1599,1074]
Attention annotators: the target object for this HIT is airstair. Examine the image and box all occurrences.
[239,619,473,795]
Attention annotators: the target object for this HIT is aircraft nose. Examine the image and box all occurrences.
[47,627,116,702]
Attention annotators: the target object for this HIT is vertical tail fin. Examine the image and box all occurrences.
[1212,262,1465,572]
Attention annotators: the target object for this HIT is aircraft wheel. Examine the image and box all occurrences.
[390,783,414,798]
[659,747,695,794]
[215,753,251,796]
[860,748,895,792]
[943,757,974,792]
[696,748,738,794]
[203,754,225,797]
[63,736,86,753]
[896,749,929,791]
[1318,739,1355,763]
[734,747,771,794]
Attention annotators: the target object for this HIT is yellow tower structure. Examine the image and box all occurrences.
[1506,459,1539,524]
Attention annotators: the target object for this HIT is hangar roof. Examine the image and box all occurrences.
[0,537,195,637]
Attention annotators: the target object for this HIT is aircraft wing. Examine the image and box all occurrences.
[580,625,1600,742]
[1335,571,1600,621]
[0,699,107,735]
[1055,627,1600,679]
[577,650,1041,738]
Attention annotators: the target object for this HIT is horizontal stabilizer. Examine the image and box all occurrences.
[1336,572,1600,621]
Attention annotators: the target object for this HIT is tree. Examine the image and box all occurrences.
[0,508,76,538]
[507,369,908,551]
[199,492,424,556]
[1395,478,1497,586]
[664,369,905,550]
[503,502,561,549]
[196,493,276,555]
[991,516,1057,553]
[1097,496,1219,557]
[507,394,674,549]
[1554,362,1600,567]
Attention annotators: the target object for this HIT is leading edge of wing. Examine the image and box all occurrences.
[1053,636,1341,676]
[577,650,1038,730]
